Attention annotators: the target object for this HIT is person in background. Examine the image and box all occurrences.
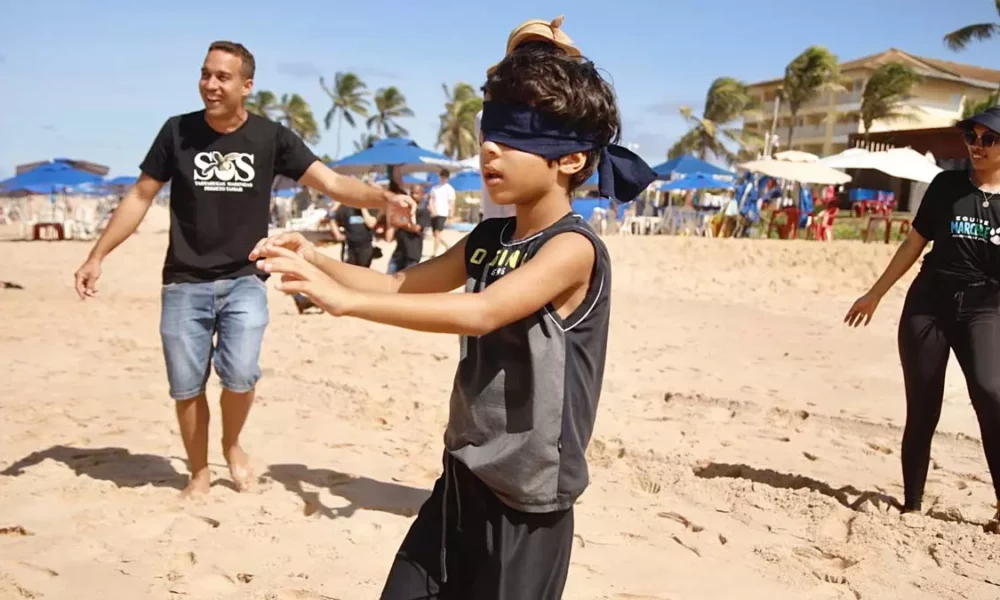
[845,106,1000,530]
[386,185,432,274]
[72,40,414,497]
[333,202,377,267]
[427,170,455,256]
[292,201,376,314]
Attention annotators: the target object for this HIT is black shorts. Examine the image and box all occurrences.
[431,216,447,232]
[343,243,374,268]
[379,453,574,600]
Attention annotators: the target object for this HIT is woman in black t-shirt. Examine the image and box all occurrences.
[845,107,1000,529]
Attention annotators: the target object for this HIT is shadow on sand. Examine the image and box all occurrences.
[694,461,903,512]
[265,463,430,519]
[1,445,185,490]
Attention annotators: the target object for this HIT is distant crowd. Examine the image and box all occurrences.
[290,168,457,314]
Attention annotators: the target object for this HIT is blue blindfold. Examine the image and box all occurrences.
[480,101,656,202]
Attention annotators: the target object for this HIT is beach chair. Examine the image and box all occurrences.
[862,193,910,243]
[766,206,800,239]
[806,203,838,241]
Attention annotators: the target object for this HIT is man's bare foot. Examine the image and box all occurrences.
[180,468,211,499]
[223,444,254,492]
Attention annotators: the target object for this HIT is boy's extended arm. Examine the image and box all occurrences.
[254,231,597,336]
[250,231,467,295]
[316,235,469,294]
[340,232,594,336]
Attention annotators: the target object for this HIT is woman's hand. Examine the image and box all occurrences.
[255,245,357,316]
[844,292,882,327]
[249,232,316,264]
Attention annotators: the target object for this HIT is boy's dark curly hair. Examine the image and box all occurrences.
[482,46,622,190]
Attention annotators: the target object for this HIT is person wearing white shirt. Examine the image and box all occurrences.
[428,170,456,256]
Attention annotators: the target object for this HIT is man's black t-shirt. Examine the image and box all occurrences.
[393,208,432,262]
[334,205,373,247]
[139,110,318,284]
[913,169,1000,284]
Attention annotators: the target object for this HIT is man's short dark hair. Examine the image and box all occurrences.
[439,169,451,178]
[483,47,621,190]
[208,40,255,80]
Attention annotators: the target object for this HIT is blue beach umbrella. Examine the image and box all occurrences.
[0,161,104,194]
[328,138,461,175]
[648,154,736,182]
[107,175,138,187]
[657,173,736,192]
[448,170,482,192]
[373,173,441,187]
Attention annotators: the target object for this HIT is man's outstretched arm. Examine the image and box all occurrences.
[85,174,164,261]
[74,174,165,299]
[298,162,413,213]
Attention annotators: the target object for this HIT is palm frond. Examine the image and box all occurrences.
[943,23,1000,51]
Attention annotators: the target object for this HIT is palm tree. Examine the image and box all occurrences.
[367,87,414,138]
[963,92,1000,118]
[859,62,923,141]
[780,46,842,148]
[668,77,762,162]
[247,90,278,119]
[437,82,483,160]
[944,1,1000,94]
[354,133,379,152]
[320,72,370,158]
[277,93,320,145]
[859,62,923,142]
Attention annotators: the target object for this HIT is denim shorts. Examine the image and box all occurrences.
[159,275,269,400]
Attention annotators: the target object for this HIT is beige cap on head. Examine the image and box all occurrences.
[486,16,582,75]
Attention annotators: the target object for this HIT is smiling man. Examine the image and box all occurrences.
[73,40,413,497]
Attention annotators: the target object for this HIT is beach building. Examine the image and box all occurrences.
[742,48,1000,157]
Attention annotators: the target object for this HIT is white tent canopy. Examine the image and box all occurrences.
[772,150,820,163]
[421,155,479,171]
[738,158,852,185]
[819,147,942,183]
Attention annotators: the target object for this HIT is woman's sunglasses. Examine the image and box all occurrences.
[964,130,999,148]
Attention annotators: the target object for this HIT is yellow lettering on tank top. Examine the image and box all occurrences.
[469,248,487,265]
[488,249,505,268]
[505,249,521,269]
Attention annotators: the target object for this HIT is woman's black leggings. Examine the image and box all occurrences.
[898,273,1000,510]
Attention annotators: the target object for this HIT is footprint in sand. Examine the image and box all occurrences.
[866,441,894,455]
[816,511,855,543]
[0,573,38,600]
[168,571,237,597]
[792,545,859,583]
[633,474,662,495]
[0,561,60,598]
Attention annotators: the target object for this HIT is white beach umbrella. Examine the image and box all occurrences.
[739,158,852,185]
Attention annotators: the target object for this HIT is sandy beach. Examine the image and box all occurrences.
[2,208,999,599]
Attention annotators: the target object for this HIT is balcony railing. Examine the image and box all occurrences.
[790,124,827,139]
[834,121,860,136]
[837,90,863,105]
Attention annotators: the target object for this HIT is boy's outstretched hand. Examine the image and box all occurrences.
[255,245,356,316]
[249,232,317,264]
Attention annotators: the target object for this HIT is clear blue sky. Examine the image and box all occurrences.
[0,0,997,179]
